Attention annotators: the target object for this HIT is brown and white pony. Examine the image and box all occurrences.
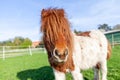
[41,8,111,80]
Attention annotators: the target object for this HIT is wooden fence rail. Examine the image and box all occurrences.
[0,46,46,60]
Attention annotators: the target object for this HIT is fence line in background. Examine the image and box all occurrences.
[29,45,32,56]
[111,34,120,48]
[0,46,46,60]
[2,46,5,60]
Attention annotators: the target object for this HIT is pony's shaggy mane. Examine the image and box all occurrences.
[41,8,74,72]
[41,8,73,52]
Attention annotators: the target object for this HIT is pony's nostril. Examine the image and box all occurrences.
[53,48,68,61]
[54,49,59,56]
[64,49,68,56]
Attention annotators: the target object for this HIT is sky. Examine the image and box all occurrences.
[0,0,120,41]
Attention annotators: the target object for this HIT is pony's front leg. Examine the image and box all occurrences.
[53,68,66,80]
[71,67,83,80]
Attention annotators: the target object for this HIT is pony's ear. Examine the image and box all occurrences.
[41,9,46,17]
[41,9,45,13]
[41,9,48,18]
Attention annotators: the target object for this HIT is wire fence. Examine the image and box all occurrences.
[0,46,46,60]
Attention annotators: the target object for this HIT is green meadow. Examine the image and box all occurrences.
[0,46,120,80]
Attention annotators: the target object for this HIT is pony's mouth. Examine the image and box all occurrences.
[55,58,65,63]
[53,56,68,63]
[52,48,69,63]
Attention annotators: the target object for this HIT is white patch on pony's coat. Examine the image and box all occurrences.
[72,30,108,80]
[53,68,65,80]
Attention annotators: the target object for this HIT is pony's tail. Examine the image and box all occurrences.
[107,41,112,60]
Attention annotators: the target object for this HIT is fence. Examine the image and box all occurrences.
[0,46,46,60]
[105,31,120,48]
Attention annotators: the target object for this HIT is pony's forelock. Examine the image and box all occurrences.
[41,8,74,72]
[41,8,73,54]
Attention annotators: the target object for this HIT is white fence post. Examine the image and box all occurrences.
[43,48,46,53]
[29,45,32,56]
[3,46,5,60]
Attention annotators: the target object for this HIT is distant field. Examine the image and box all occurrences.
[0,46,120,80]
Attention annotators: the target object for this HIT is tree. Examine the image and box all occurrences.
[4,40,13,46]
[74,29,82,34]
[13,37,24,46]
[113,24,120,30]
[0,37,32,48]
[20,38,32,47]
[98,24,112,31]
[0,40,13,46]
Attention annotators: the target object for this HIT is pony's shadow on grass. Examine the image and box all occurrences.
[84,77,89,80]
[17,66,89,80]
[17,66,55,80]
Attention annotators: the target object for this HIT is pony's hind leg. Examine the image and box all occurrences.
[101,60,107,80]
[94,63,101,80]
[93,67,100,80]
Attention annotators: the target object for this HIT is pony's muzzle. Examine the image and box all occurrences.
[53,48,68,63]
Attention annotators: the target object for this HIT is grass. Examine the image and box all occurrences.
[0,53,53,80]
[0,46,120,80]
[107,46,120,80]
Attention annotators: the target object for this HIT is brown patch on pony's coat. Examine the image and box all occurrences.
[107,41,112,60]
[41,8,74,72]
[77,31,91,37]
[96,63,101,69]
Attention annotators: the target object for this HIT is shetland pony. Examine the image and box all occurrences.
[41,8,111,80]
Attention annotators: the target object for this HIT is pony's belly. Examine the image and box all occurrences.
[79,49,100,69]
[72,48,99,70]
[79,57,98,70]
[73,37,101,70]
[73,52,99,70]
